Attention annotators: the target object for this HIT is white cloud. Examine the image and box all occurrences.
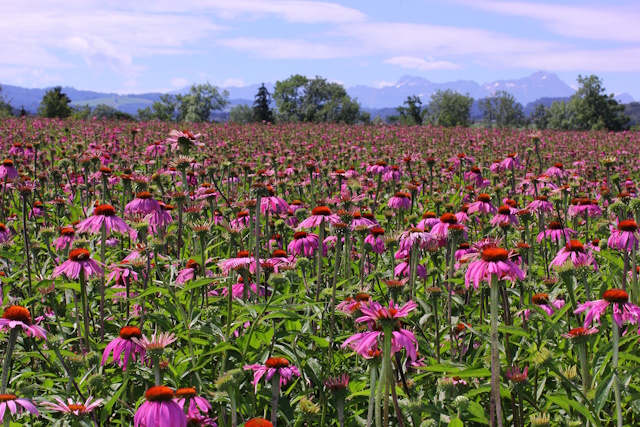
[384,56,461,71]
[170,78,191,88]
[455,0,640,43]
[134,0,367,24]
[221,78,245,87]
[372,80,395,88]
[218,38,354,59]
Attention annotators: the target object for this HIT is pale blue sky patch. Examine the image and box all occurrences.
[0,0,638,98]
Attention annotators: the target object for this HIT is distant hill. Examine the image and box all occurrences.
[2,71,635,118]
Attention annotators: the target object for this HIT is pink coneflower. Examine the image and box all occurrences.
[132,331,178,354]
[174,388,212,417]
[298,206,341,229]
[266,250,295,272]
[176,260,200,284]
[76,204,133,236]
[545,163,567,179]
[125,191,161,215]
[431,213,460,239]
[575,289,640,328]
[218,251,256,275]
[42,396,102,416]
[146,203,174,232]
[0,159,19,182]
[505,365,528,383]
[417,211,439,230]
[0,223,11,243]
[526,195,554,214]
[387,191,411,210]
[550,240,596,270]
[52,248,103,279]
[0,394,39,419]
[501,152,521,171]
[561,326,599,340]
[101,326,146,371]
[365,227,386,254]
[288,231,323,257]
[342,300,418,361]
[520,293,565,320]
[465,166,484,187]
[336,293,371,315]
[394,257,427,279]
[289,200,304,213]
[324,373,349,391]
[244,357,301,392]
[54,227,76,250]
[230,210,250,229]
[134,386,187,427]
[261,189,289,215]
[146,141,166,157]
[608,220,639,251]
[367,160,388,175]
[383,165,402,182]
[350,211,376,230]
[490,206,519,227]
[536,221,576,243]
[246,418,273,427]
[464,247,525,290]
[106,261,138,286]
[220,276,260,300]
[186,413,217,426]
[468,194,496,215]
[0,305,47,339]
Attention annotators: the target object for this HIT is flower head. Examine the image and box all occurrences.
[0,305,47,339]
[134,386,187,427]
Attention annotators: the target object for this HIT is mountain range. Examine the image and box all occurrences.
[1,71,635,116]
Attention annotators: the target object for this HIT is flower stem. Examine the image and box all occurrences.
[612,319,623,427]
[79,270,91,352]
[271,372,280,427]
[327,233,343,367]
[490,274,503,427]
[367,362,378,427]
[0,328,18,393]
[100,223,106,342]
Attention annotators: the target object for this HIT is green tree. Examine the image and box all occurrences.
[547,100,577,130]
[423,89,473,127]
[137,83,229,122]
[38,86,73,118]
[529,103,549,130]
[229,104,255,124]
[569,75,628,131]
[479,90,525,128]
[177,83,230,123]
[273,75,367,124]
[253,83,274,123]
[73,104,92,120]
[138,94,178,121]
[392,95,423,125]
[0,86,13,118]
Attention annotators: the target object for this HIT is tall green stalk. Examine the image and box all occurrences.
[490,274,503,427]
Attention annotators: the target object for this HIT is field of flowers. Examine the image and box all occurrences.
[0,118,639,427]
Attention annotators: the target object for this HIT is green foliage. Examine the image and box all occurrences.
[38,86,73,118]
[547,100,577,130]
[569,75,629,131]
[390,95,424,125]
[253,83,274,123]
[423,89,473,127]
[529,103,549,130]
[273,75,368,124]
[138,83,229,122]
[479,90,525,128]
[229,104,255,124]
[0,86,14,118]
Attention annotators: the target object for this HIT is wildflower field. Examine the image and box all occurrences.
[1,118,640,427]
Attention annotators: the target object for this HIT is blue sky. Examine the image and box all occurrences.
[2,0,640,98]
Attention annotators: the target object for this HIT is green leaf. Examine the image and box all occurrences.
[594,372,614,415]
[546,394,599,427]
[448,417,463,427]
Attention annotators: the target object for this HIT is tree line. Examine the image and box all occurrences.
[1,74,634,130]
